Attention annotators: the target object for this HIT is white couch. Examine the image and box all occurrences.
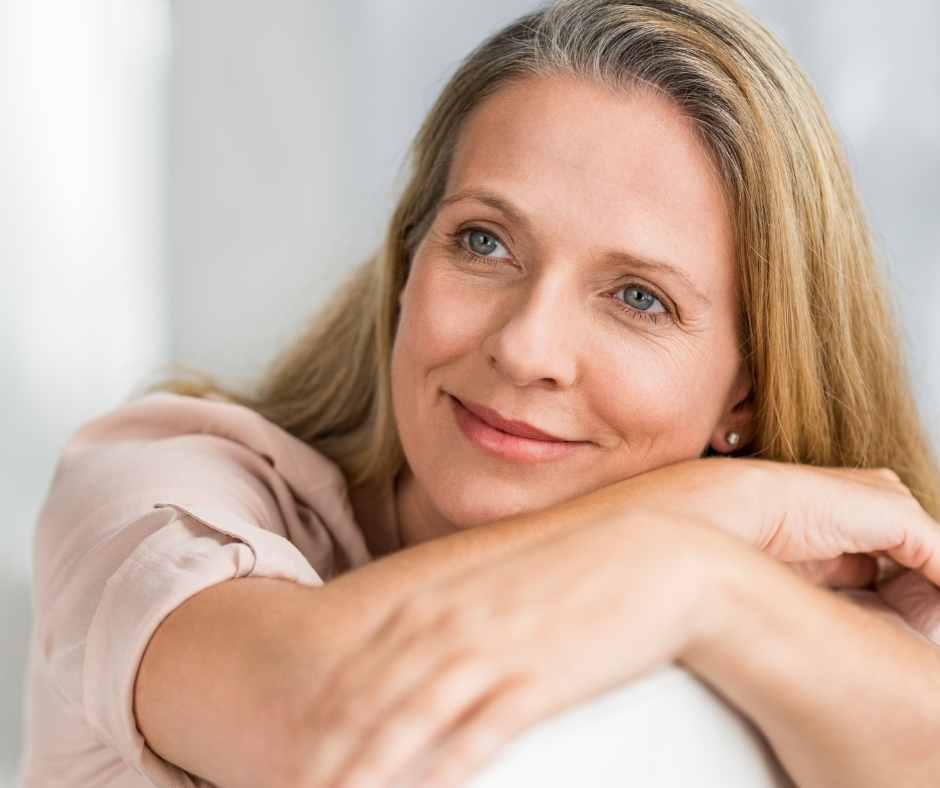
[469,663,795,787]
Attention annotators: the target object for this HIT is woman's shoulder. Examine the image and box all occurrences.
[42,391,373,577]
[62,391,346,494]
[25,393,372,786]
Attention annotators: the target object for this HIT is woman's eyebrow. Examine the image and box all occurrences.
[438,187,712,308]
[605,252,712,309]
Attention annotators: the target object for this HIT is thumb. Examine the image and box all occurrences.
[789,554,879,590]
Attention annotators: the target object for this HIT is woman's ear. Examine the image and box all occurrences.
[710,364,755,454]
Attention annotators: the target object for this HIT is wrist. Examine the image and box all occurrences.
[643,456,774,545]
[676,526,773,672]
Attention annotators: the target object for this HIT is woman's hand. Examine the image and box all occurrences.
[620,457,940,645]
[283,510,740,788]
[618,457,940,590]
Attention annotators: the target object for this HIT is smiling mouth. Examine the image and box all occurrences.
[451,395,574,442]
[448,394,589,463]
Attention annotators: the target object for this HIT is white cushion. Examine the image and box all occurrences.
[469,663,794,787]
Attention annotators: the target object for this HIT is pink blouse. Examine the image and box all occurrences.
[19,392,398,787]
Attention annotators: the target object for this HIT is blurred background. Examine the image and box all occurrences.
[2,0,937,782]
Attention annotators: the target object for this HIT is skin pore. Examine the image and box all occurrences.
[389,73,755,548]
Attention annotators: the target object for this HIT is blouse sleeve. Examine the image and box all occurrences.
[31,399,346,787]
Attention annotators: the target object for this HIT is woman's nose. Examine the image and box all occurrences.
[480,276,580,389]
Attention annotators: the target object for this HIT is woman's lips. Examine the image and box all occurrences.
[449,395,588,463]
[457,397,568,441]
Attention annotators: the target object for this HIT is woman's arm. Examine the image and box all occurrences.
[682,552,940,788]
[283,460,940,788]
[137,458,940,786]
[135,473,661,787]
[137,458,767,783]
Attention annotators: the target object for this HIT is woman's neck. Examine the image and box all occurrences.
[394,465,457,548]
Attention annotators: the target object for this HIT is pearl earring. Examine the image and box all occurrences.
[726,431,740,447]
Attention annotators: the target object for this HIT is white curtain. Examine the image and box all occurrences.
[1,0,170,779]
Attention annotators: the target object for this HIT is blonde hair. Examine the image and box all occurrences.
[138,0,940,518]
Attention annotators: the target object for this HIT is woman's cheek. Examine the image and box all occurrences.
[603,340,684,407]
[595,340,706,444]
[411,270,498,362]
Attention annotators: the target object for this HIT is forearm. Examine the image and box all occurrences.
[136,479,632,785]
[682,552,940,787]
[135,577,318,787]
[313,478,636,649]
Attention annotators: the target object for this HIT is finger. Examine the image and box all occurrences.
[875,554,906,584]
[409,678,538,788]
[336,610,475,734]
[306,609,407,729]
[877,570,940,646]
[308,607,447,785]
[325,599,437,706]
[886,516,940,588]
[336,654,501,787]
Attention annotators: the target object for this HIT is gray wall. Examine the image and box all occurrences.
[166,0,542,388]
[4,1,938,783]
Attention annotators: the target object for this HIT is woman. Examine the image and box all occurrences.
[22,0,940,786]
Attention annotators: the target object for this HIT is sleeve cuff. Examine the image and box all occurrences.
[82,502,324,786]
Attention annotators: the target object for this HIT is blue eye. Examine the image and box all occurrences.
[620,286,663,312]
[458,228,510,261]
[612,284,670,324]
[468,230,497,256]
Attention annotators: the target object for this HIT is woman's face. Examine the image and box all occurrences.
[390,73,752,541]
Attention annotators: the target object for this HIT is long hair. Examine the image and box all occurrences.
[139,0,940,519]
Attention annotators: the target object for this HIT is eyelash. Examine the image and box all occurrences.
[446,227,675,326]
